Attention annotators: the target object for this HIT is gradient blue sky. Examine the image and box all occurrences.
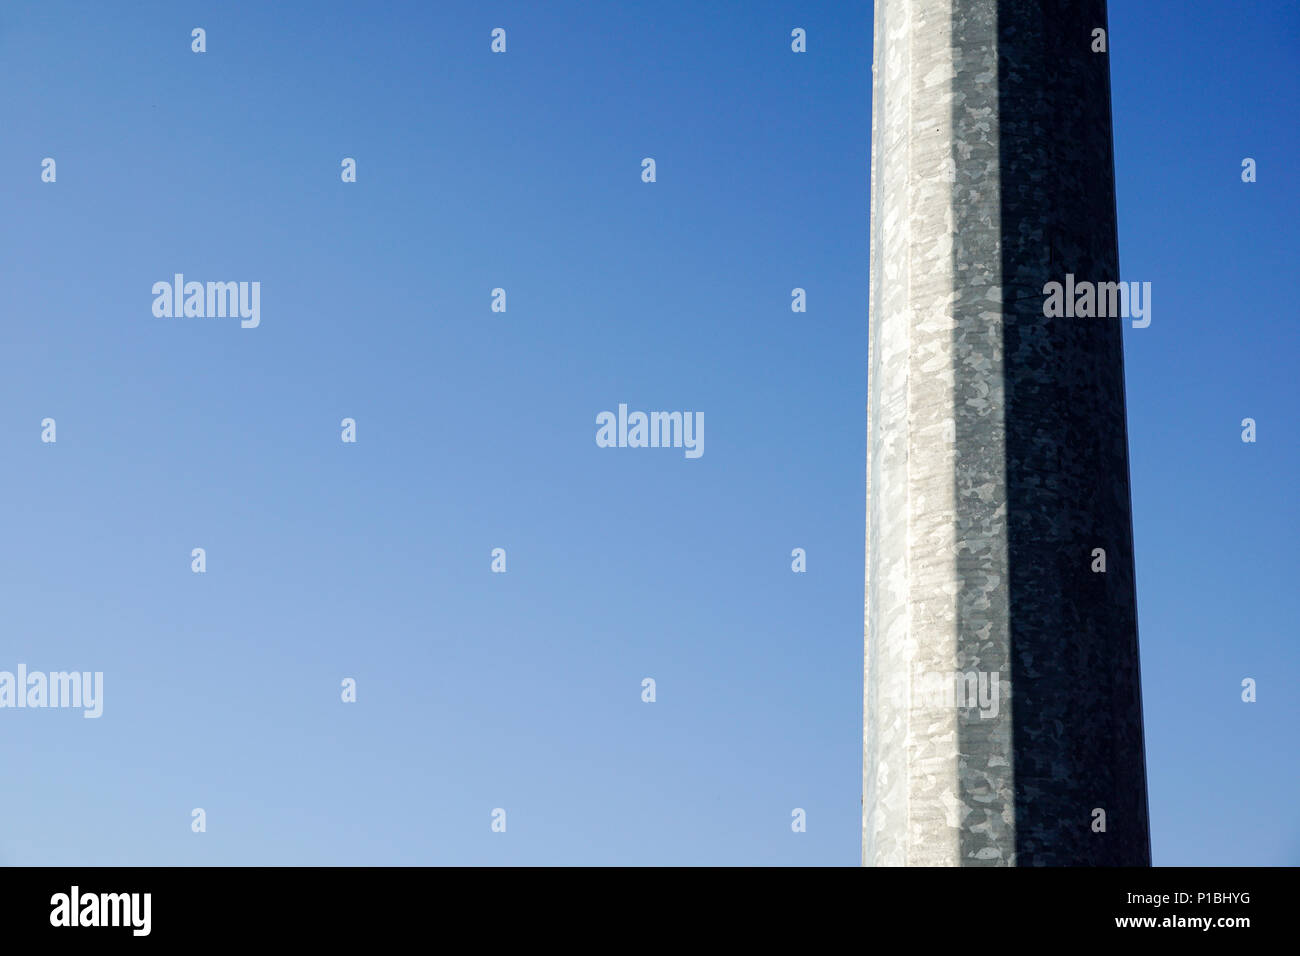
[1,0,1296,866]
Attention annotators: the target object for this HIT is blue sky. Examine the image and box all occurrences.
[0,0,1295,866]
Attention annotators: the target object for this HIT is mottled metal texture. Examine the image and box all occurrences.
[865,0,1151,866]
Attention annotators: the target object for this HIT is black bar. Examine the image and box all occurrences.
[0,866,1284,942]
